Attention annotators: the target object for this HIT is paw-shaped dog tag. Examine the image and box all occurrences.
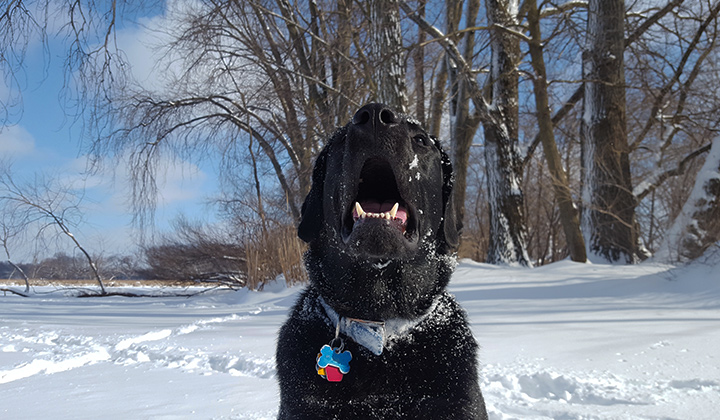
[316,343,352,382]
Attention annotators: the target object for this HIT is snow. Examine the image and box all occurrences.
[655,137,720,262]
[2,257,720,419]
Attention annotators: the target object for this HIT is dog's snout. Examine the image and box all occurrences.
[378,108,397,125]
[352,103,398,129]
[352,108,372,126]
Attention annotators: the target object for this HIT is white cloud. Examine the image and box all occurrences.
[112,2,196,94]
[60,151,211,218]
[115,21,168,90]
[156,161,208,205]
[0,125,36,157]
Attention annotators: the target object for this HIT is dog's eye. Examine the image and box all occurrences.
[413,134,430,146]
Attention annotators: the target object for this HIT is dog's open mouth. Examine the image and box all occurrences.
[342,158,416,243]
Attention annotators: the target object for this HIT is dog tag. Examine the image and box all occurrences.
[316,339,352,382]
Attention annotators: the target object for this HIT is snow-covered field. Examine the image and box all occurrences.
[2,255,719,420]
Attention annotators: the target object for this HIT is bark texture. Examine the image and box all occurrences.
[370,0,408,112]
[581,0,641,263]
[483,0,531,266]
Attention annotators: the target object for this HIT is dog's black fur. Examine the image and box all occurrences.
[276,104,488,419]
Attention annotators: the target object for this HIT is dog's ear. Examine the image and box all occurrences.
[298,145,329,243]
[438,140,461,253]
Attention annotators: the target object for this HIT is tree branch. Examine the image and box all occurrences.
[399,1,494,123]
[522,0,684,163]
[539,1,588,19]
[635,143,712,201]
[630,1,720,151]
[0,288,29,297]
[523,84,584,164]
[625,0,685,47]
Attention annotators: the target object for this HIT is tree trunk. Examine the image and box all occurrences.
[483,0,531,266]
[401,0,531,265]
[581,0,640,263]
[655,138,720,262]
[412,0,427,126]
[370,0,408,112]
[526,0,587,263]
[333,0,354,123]
[248,137,268,238]
[6,259,30,294]
[449,0,482,230]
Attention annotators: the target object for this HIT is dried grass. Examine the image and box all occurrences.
[244,225,308,290]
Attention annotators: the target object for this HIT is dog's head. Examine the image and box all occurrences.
[299,103,459,254]
[297,103,460,319]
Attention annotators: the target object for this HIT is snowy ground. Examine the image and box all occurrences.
[1,255,719,420]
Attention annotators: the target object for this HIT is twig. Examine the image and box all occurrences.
[1,288,29,297]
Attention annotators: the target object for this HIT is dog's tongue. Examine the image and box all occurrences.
[361,201,395,214]
[353,200,408,225]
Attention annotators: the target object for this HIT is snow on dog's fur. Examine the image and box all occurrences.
[276,103,488,419]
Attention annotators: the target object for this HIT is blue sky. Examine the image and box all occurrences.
[0,4,220,261]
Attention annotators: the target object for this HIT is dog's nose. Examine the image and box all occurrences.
[352,103,398,128]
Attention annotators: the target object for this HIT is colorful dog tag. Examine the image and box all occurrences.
[316,339,352,382]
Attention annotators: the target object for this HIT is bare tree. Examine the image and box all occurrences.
[446,0,484,236]
[580,0,642,263]
[524,0,587,263]
[402,0,532,266]
[627,1,720,255]
[0,1,148,127]
[519,0,690,263]
[145,240,246,288]
[0,202,31,293]
[0,165,106,294]
[481,0,532,266]
[87,0,384,228]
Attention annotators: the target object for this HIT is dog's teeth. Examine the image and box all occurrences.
[353,203,402,222]
[355,202,366,218]
[389,203,399,219]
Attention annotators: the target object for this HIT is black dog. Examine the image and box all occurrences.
[276,103,488,419]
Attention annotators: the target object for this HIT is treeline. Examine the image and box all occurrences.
[1,224,304,290]
[0,254,145,282]
[0,248,245,285]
